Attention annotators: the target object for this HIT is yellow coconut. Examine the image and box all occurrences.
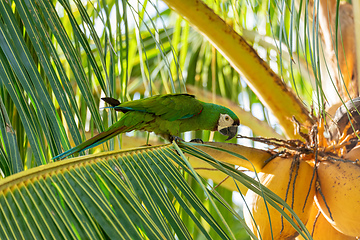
[244,157,315,239]
[296,202,356,240]
[315,159,360,237]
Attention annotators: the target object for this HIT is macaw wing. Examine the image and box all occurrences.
[114,94,203,121]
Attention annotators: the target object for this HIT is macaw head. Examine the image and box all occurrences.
[217,111,240,140]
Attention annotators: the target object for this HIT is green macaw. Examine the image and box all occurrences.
[53,94,239,160]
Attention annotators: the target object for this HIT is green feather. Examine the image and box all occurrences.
[53,94,239,160]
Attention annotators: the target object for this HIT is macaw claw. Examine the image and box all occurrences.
[169,136,185,143]
[190,138,204,144]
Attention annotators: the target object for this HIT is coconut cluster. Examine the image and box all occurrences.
[243,98,360,239]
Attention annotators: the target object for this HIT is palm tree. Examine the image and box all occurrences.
[0,0,357,239]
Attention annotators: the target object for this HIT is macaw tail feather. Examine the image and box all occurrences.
[102,97,120,107]
[52,125,129,160]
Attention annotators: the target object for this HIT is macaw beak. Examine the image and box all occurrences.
[219,125,238,140]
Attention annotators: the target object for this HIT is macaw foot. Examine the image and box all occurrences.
[169,136,184,143]
[169,136,185,156]
[190,138,204,144]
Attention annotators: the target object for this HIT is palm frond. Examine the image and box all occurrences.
[0,143,252,239]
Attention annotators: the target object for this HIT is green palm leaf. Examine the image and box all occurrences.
[1,0,351,238]
[0,144,242,239]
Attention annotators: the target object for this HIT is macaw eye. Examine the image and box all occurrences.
[225,116,230,121]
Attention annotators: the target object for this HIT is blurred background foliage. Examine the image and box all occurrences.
[0,0,354,238]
